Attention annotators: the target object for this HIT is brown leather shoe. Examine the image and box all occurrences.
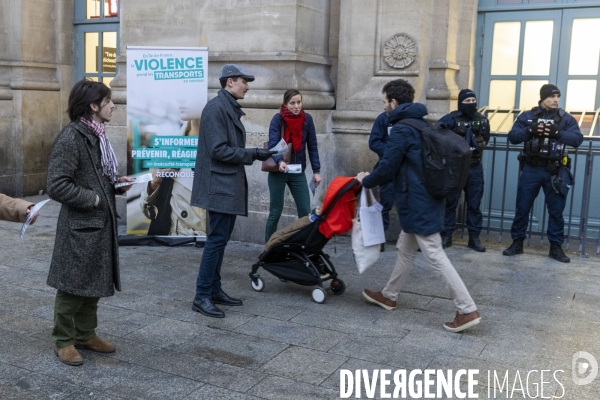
[443,310,482,333]
[54,345,83,366]
[74,336,116,353]
[362,289,396,310]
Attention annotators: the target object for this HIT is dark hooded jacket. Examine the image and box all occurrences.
[362,102,444,236]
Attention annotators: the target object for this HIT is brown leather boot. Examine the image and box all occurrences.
[54,345,83,366]
[74,336,116,353]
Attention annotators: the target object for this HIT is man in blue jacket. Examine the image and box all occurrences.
[368,112,393,251]
[190,64,274,318]
[503,84,583,263]
[357,79,481,333]
[438,89,490,252]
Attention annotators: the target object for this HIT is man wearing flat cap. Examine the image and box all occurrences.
[503,84,583,262]
[190,64,275,318]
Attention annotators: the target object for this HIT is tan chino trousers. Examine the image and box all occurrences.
[381,230,477,314]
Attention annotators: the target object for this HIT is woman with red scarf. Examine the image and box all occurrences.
[265,89,321,241]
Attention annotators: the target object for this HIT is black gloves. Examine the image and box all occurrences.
[546,123,559,138]
[529,122,559,139]
[475,135,486,152]
[254,148,277,161]
[528,122,541,137]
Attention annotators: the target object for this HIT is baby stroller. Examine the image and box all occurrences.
[249,177,361,303]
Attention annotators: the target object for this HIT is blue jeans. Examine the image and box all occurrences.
[444,163,484,237]
[194,211,237,301]
[379,180,395,232]
[510,164,566,244]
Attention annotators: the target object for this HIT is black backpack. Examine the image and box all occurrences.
[399,119,472,199]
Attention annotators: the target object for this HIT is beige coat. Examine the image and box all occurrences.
[0,194,33,223]
[141,170,206,236]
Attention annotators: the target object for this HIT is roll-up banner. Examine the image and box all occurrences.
[125,46,208,244]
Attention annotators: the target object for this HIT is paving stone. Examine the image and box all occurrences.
[248,375,339,400]
[130,347,221,381]
[260,345,348,385]
[123,317,207,348]
[64,389,127,399]
[0,371,80,400]
[289,307,400,337]
[173,327,289,369]
[0,363,30,385]
[328,336,436,370]
[15,350,131,391]
[96,307,163,338]
[184,384,262,400]
[0,312,53,336]
[205,363,269,392]
[105,364,202,400]
[234,316,346,351]
[0,328,50,364]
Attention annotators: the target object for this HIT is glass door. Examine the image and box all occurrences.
[478,7,600,113]
[74,0,120,86]
[479,10,562,115]
[556,8,600,112]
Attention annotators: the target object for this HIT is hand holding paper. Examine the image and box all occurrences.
[114,173,152,189]
[20,199,50,238]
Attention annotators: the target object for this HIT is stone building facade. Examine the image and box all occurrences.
[0,0,480,242]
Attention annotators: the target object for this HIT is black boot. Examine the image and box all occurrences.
[503,238,524,256]
[441,234,452,249]
[549,242,570,263]
[192,298,225,318]
[467,236,486,252]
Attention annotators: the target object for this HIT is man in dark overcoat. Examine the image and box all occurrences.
[46,79,132,365]
[357,79,482,333]
[190,64,274,318]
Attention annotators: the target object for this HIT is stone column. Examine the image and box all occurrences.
[426,0,478,121]
[0,0,74,196]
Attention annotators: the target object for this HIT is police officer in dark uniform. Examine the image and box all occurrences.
[503,84,583,262]
[369,112,394,251]
[438,89,490,252]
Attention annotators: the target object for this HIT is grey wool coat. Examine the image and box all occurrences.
[46,120,121,298]
[191,89,255,216]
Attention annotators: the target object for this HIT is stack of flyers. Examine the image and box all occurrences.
[20,199,50,238]
[114,173,154,188]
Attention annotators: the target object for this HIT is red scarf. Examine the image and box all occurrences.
[280,104,305,152]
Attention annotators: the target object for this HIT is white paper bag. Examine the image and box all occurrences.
[352,216,381,274]
[359,188,386,247]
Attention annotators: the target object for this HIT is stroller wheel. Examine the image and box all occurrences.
[311,287,326,304]
[330,279,346,295]
[251,277,265,292]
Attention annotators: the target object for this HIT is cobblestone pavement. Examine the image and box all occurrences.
[1,196,599,399]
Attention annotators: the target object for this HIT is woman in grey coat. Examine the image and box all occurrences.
[46,79,132,366]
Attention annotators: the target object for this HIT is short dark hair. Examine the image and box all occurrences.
[283,89,302,105]
[382,79,414,105]
[219,76,239,89]
[67,79,111,121]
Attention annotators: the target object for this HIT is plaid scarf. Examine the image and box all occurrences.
[81,117,119,183]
